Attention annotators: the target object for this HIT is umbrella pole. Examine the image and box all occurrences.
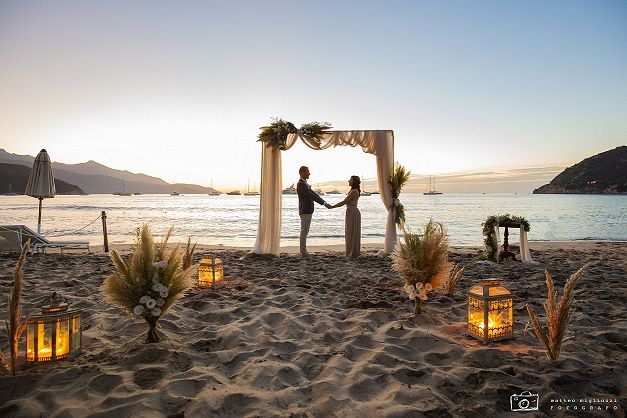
[37,197,43,235]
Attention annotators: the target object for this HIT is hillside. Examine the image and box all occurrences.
[0,149,218,194]
[0,163,86,195]
[533,146,627,194]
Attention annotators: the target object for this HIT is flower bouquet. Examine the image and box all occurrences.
[392,220,451,315]
[102,225,195,343]
[257,118,297,150]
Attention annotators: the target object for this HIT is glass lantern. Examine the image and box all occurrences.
[198,254,224,288]
[25,292,82,363]
[467,280,513,342]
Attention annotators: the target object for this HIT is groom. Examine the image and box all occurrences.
[297,166,330,256]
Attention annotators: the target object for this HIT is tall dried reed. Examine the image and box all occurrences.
[443,263,465,296]
[526,265,588,360]
[4,240,31,375]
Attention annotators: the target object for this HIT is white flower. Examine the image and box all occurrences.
[403,284,414,296]
[139,295,150,304]
[159,288,169,298]
[145,298,156,309]
[424,283,433,292]
[408,292,416,301]
[156,298,165,307]
[418,290,428,301]
[152,282,164,292]
[415,283,424,292]
[151,308,161,317]
[152,273,160,283]
[133,305,145,316]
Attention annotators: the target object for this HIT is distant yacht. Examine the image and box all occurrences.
[227,190,241,195]
[326,189,341,195]
[170,191,180,196]
[282,184,297,194]
[361,176,371,196]
[113,179,131,196]
[423,176,443,195]
[314,184,325,195]
[133,192,142,195]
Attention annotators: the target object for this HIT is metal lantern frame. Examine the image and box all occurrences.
[198,254,224,289]
[25,292,82,364]
[467,280,513,342]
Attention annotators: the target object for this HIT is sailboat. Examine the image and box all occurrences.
[244,179,259,196]
[208,178,221,195]
[113,179,131,196]
[282,183,297,194]
[423,176,443,195]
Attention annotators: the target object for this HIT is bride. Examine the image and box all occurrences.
[328,175,361,258]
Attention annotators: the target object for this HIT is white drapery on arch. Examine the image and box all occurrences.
[252,130,397,256]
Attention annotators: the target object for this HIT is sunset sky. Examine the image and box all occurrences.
[1,1,625,190]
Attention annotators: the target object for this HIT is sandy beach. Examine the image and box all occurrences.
[0,242,625,417]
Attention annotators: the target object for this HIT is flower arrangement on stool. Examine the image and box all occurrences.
[102,225,195,343]
[392,219,451,315]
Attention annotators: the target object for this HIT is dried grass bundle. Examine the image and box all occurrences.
[182,237,197,270]
[389,163,411,226]
[443,263,465,295]
[4,240,31,375]
[526,265,588,360]
[392,220,451,314]
[102,225,194,343]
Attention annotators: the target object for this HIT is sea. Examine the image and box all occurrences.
[1,194,625,248]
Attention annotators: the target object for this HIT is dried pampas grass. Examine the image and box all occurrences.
[443,263,465,295]
[183,237,197,270]
[4,240,31,375]
[526,265,588,360]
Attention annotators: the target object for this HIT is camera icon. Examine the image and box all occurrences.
[510,391,539,411]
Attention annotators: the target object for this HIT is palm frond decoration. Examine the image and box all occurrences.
[4,240,31,375]
[391,220,451,314]
[102,225,195,343]
[443,263,465,296]
[526,265,588,360]
[389,163,411,226]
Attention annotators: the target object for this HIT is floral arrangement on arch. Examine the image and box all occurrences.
[392,220,451,315]
[102,225,195,343]
[257,118,332,150]
[389,163,411,226]
[482,214,531,261]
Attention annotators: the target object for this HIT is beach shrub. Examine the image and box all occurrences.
[482,214,530,261]
[2,240,31,375]
[392,220,451,314]
[443,263,465,296]
[390,163,411,226]
[102,225,195,343]
[526,265,588,360]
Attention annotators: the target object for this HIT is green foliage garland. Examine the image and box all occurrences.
[389,163,411,226]
[482,214,531,261]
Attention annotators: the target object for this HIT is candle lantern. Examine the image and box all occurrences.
[467,280,513,342]
[25,292,82,363]
[198,254,224,288]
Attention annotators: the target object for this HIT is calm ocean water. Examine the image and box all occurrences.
[1,194,625,248]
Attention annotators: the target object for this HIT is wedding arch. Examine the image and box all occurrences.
[251,120,397,256]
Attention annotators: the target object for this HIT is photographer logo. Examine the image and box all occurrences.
[511,391,539,411]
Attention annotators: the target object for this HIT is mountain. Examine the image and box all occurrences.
[0,163,86,195]
[0,149,219,194]
[533,146,627,194]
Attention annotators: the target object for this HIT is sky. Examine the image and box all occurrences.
[1,1,625,191]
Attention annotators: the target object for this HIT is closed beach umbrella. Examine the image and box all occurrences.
[25,149,56,234]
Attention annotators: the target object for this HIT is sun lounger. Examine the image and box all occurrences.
[0,225,90,253]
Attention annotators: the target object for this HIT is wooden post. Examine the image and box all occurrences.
[503,226,509,260]
[101,211,109,253]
